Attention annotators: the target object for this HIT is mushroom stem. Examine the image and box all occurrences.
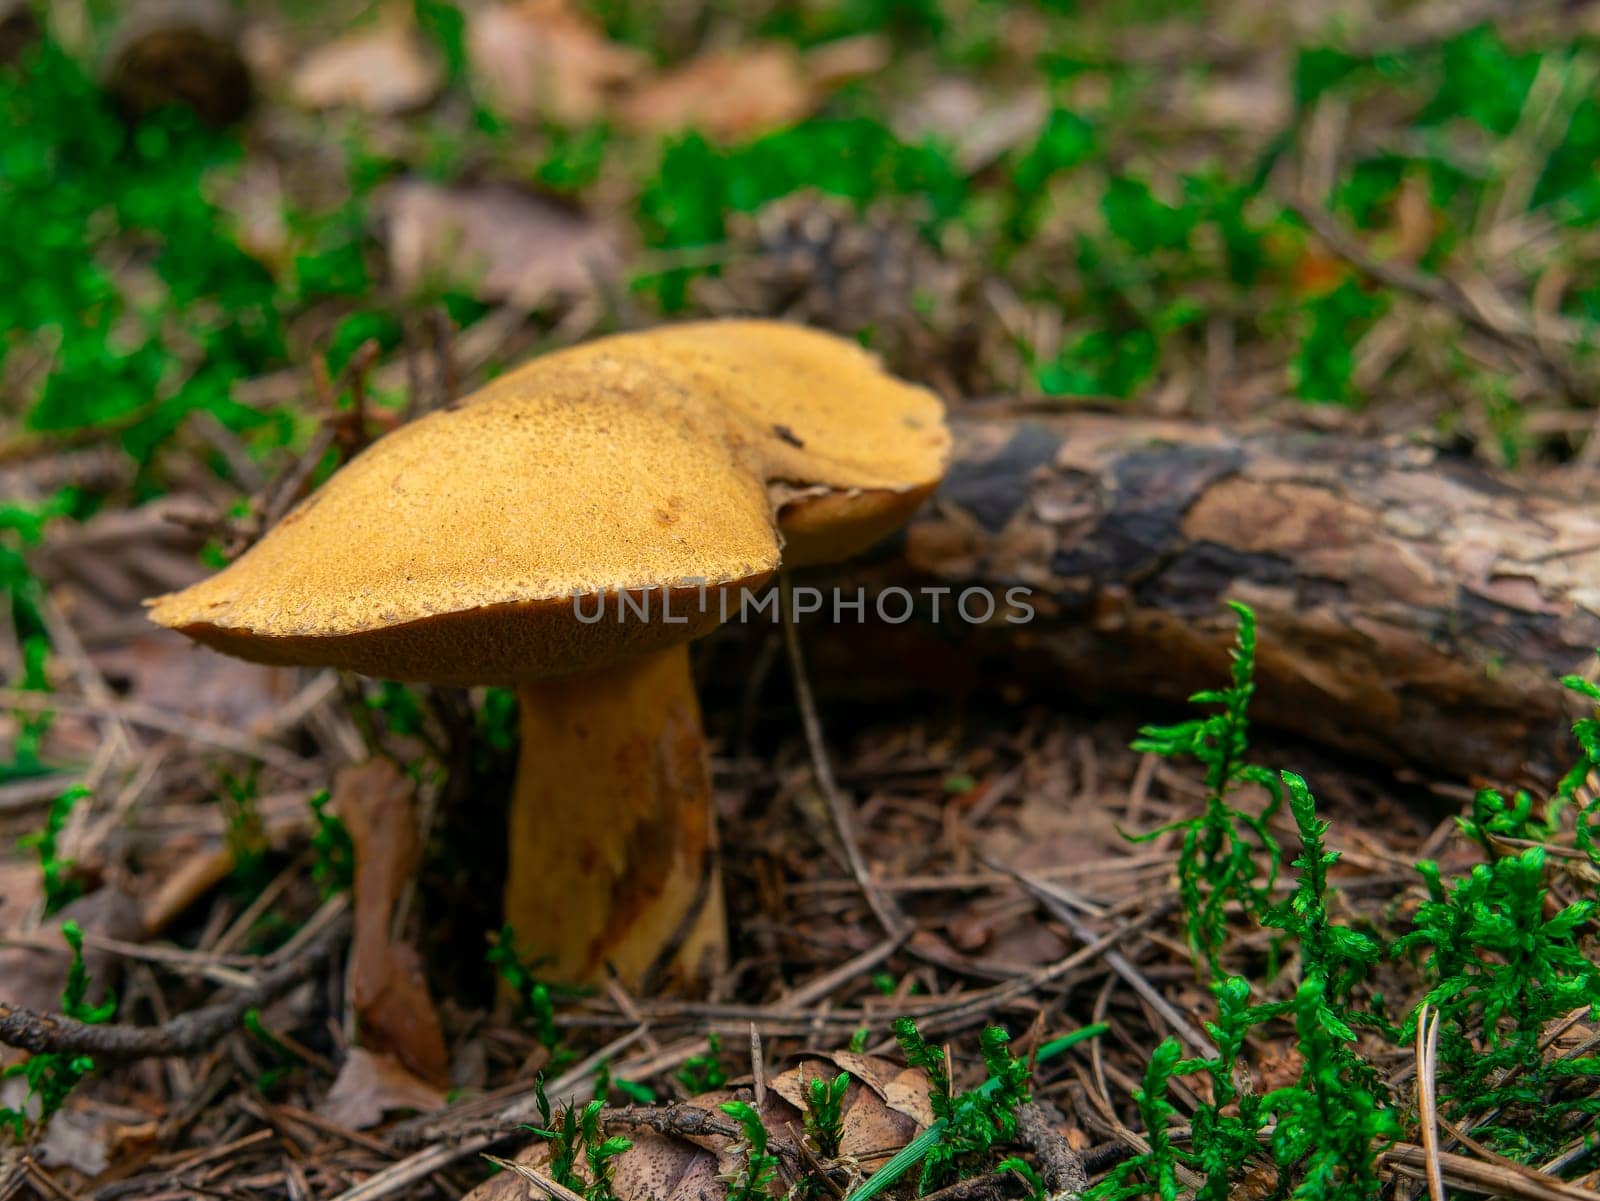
[507,643,727,990]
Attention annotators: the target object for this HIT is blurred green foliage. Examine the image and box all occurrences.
[17,785,88,914]
[618,7,1600,426]
[6,4,1597,494]
[0,32,394,471]
[1,492,75,780]
[1,39,280,461]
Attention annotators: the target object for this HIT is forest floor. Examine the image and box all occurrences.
[6,1,1600,1199]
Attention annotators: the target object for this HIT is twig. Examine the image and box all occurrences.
[1383,1143,1600,1201]
[779,571,908,940]
[19,1157,75,1201]
[767,855,1176,898]
[0,931,258,990]
[1416,1003,1446,1201]
[255,427,333,537]
[482,1156,588,1201]
[0,909,348,1063]
[982,857,1216,1059]
[605,1103,740,1142]
[0,446,131,498]
[1441,1110,1600,1201]
[229,339,385,558]
[1016,1101,1089,1198]
[38,592,139,775]
[601,975,661,1056]
[0,773,86,815]
[553,905,1165,1037]
[751,1023,767,1110]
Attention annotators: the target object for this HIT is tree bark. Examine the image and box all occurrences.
[799,410,1600,787]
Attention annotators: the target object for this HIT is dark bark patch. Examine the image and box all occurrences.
[1135,541,1297,613]
[1052,444,1246,583]
[941,423,1064,533]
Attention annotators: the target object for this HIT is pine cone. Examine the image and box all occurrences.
[701,191,983,394]
[101,0,253,127]
[0,0,39,67]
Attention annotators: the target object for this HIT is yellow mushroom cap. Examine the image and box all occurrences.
[600,321,948,565]
[147,320,949,684]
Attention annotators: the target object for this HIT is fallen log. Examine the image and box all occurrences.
[792,410,1600,787]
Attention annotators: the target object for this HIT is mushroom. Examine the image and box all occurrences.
[147,320,949,990]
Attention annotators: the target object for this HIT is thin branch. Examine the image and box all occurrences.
[1016,1101,1090,1199]
[983,856,1217,1059]
[1383,1143,1600,1201]
[605,1103,741,1142]
[482,1157,588,1201]
[779,571,908,940]
[0,911,348,1064]
[1416,1004,1446,1201]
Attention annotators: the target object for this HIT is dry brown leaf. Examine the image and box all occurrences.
[467,0,644,125]
[769,1061,921,1168]
[464,1129,723,1201]
[981,920,1069,968]
[37,501,210,645]
[290,22,441,114]
[617,44,812,141]
[612,1129,724,1201]
[768,1053,931,1166]
[774,1051,931,1121]
[384,180,623,308]
[468,1057,933,1201]
[1257,1045,1304,1094]
[318,1047,447,1130]
[335,759,450,1087]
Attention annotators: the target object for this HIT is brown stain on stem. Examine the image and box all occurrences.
[507,644,726,990]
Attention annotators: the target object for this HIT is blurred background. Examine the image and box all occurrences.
[8,0,1600,482]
